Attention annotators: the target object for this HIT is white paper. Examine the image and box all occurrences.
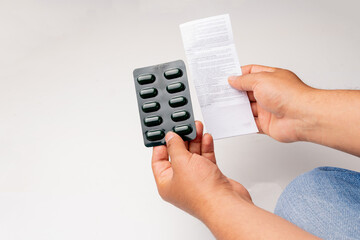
[180,14,258,139]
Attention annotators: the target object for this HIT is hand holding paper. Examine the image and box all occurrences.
[228,65,314,143]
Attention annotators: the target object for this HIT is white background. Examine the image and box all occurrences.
[1,0,360,239]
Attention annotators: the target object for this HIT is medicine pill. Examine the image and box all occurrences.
[140,88,158,99]
[166,82,185,93]
[169,96,187,108]
[142,102,160,113]
[164,68,183,79]
[137,74,155,85]
[171,111,190,122]
[173,125,193,135]
[144,116,163,127]
[146,130,165,141]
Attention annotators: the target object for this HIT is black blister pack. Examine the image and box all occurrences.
[133,60,196,147]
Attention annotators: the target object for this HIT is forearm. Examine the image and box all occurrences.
[299,89,360,156]
[199,193,319,240]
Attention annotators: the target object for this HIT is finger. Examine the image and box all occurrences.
[201,133,216,164]
[251,102,258,117]
[189,121,203,154]
[254,117,264,134]
[184,141,189,150]
[247,91,256,102]
[165,132,192,163]
[228,65,276,91]
[241,64,276,74]
[151,146,172,183]
[228,72,263,91]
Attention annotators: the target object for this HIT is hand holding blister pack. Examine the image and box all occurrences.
[180,14,258,139]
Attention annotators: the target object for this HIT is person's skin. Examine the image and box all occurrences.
[151,65,360,239]
[227,65,360,156]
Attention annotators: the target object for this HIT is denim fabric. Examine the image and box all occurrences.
[275,167,360,239]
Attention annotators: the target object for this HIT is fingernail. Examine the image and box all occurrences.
[165,131,175,143]
[228,76,237,82]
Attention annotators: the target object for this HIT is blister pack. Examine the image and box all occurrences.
[133,60,196,147]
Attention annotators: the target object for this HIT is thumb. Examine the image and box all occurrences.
[228,73,260,91]
[228,64,276,91]
[165,132,191,162]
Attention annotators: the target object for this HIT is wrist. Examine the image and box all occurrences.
[197,189,250,226]
[197,190,254,240]
[294,87,324,142]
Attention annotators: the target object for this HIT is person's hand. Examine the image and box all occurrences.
[151,121,252,220]
[228,65,314,142]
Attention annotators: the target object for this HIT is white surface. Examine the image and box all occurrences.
[1,0,360,239]
[180,14,258,139]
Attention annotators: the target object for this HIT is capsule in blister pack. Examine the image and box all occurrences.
[133,60,196,147]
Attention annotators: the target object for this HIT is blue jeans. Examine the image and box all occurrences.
[275,167,360,239]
